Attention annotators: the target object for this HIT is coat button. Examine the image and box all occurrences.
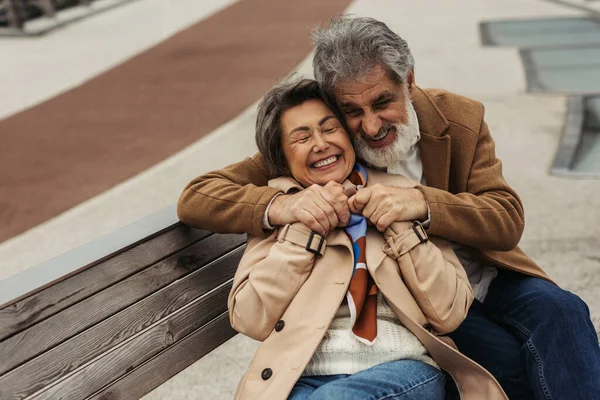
[261,368,273,380]
[275,320,285,332]
[423,323,433,332]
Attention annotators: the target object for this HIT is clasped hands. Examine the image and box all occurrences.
[268,182,428,236]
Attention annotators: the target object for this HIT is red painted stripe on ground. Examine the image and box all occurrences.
[0,0,352,243]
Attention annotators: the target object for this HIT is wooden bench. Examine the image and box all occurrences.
[0,205,245,400]
[2,204,599,400]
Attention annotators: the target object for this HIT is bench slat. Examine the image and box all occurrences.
[88,312,237,400]
[0,246,244,400]
[0,205,184,311]
[0,233,245,376]
[27,280,236,400]
[0,225,210,341]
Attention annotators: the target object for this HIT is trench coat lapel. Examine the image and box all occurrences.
[324,228,354,254]
[413,87,452,191]
[364,228,387,274]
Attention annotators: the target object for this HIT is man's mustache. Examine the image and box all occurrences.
[359,124,396,140]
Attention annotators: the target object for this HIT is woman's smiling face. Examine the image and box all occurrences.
[280,99,355,187]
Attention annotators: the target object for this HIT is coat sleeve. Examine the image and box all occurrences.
[177,153,280,237]
[228,223,321,341]
[418,116,525,251]
[383,221,473,335]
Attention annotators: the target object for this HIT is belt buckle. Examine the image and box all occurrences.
[412,221,428,243]
[306,231,325,255]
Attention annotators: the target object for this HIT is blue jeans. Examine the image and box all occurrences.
[287,360,445,400]
[448,269,600,399]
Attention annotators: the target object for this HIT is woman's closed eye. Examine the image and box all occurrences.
[320,126,338,134]
[321,121,341,133]
[294,135,311,143]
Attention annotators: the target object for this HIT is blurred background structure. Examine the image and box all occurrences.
[0,0,137,34]
[0,0,599,398]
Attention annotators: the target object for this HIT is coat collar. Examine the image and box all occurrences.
[413,87,452,191]
[412,87,449,137]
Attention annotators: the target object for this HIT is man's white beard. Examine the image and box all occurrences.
[352,97,420,169]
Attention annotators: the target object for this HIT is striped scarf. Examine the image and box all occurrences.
[344,163,378,345]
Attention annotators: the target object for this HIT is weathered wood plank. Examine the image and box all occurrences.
[28,283,235,400]
[0,233,245,376]
[88,312,237,400]
[0,205,183,310]
[0,225,210,341]
[0,246,244,400]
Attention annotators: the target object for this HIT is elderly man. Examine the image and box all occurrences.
[178,16,600,399]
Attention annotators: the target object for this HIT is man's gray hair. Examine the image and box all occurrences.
[312,16,415,96]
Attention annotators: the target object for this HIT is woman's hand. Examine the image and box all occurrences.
[348,184,428,232]
[268,182,350,235]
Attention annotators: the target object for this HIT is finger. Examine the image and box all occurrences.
[309,185,341,219]
[305,199,335,233]
[366,200,387,229]
[322,184,350,225]
[369,198,392,228]
[311,194,338,231]
[297,209,328,236]
[298,188,337,231]
[361,193,379,220]
[324,181,344,190]
[350,188,371,213]
[307,208,331,234]
[362,187,393,220]
[375,211,396,233]
[336,206,350,227]
[348,195,360,214]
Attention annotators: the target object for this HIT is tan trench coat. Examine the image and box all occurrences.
[229,170,508,400]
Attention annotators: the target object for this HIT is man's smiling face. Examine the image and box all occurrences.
[334,65,420,167]
[335,65,415,143]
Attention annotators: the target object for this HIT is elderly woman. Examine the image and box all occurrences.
[228,79,507,400]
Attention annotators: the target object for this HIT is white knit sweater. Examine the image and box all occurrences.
[303,292,437,376]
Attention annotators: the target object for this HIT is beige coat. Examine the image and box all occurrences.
[178,87,553,284]
[229,170,508,400]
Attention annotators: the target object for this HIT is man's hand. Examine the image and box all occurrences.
[348,184,428,232]
[268,182,350,235]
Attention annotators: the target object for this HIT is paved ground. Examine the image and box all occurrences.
[0,0,598,398]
